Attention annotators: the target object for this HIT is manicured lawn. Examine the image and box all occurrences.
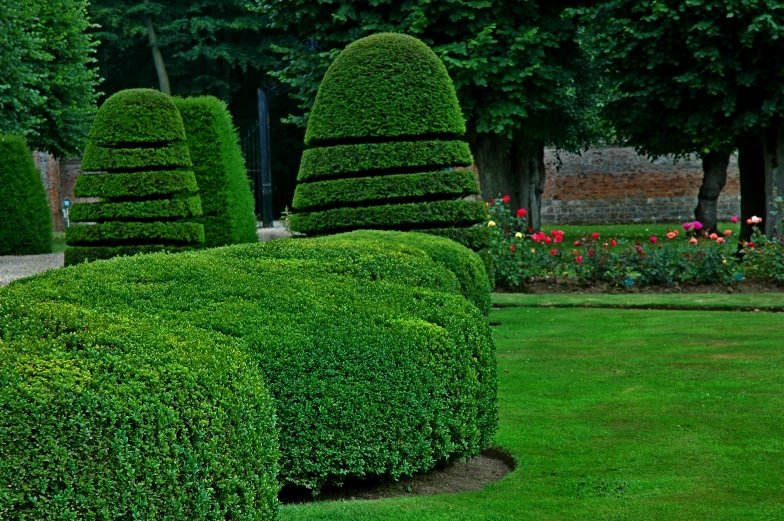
[281,300,784,520]
[493,292,784,311]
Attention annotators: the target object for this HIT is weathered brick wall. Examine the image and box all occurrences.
[541,146,740,224]
[33,153,82,232]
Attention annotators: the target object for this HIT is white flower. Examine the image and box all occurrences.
[515,232,523,239]
[487,221,496,227]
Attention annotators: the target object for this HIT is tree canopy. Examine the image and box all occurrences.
[0,0,100,158]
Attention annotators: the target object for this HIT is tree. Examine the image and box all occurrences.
[0,0,100,158]
[255,0,602,231]
[577,0,784,239]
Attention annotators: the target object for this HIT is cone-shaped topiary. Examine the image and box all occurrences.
[0,135,53,255]
[290,33,486,237]
[66,89,204,265]
[175,96,257,247]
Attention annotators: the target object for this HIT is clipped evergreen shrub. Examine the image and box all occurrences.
[290,33,485,237]
[175,96,257,247]
[0,299,280,519]
[65,89,204,265]
[0,135,52,255]
[2,236,497,492]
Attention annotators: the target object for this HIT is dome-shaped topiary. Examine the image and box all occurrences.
[290,33,485,238]
[0,135,53,255]
[66,89,204,265]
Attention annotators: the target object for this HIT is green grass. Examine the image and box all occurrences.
[282,304,784,520]
[550,222,740,243]
[493,292,784,311]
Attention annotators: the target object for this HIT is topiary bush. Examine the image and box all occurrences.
[175,96,258,247]
[0,135,52,255]
[3,236,497,492]
[66,89,204,265]
[290,33,485,236]
[0,298,280,519]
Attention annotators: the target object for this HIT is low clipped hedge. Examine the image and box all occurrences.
[332,230,492,315]
[422,225,494,252]
[4,237,497,493]
[290,199,486,236]
[298,140,472,182]
[64,244,192,265]
[0,300,280,519]
[305,33,466,146]
[66,221,205,245]
[0,135,52,255]
[74,170,199,199]
[175,96,257,247]
[292,169,479,211]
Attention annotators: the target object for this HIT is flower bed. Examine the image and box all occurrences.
[485,197,784,290]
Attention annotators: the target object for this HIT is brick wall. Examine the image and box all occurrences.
[33,153,82,232]
[541,146,740,224]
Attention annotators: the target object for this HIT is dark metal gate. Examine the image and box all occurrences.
[240,88,274,228]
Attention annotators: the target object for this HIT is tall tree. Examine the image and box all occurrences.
[576,0,784,238]
[0,0,100,158]
[256,0,603,231]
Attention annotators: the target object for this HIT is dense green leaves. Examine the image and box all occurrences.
[70,195,203,222]
[66,221,205,245]
[74,170,199,199]
[175,96,258,247]
[0,0,100,157]
[81,143,192,172]
[88,89,187,145]
[0,135,53,255]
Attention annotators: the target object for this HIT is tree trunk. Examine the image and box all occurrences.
[468,126,546,232]
[736,133,767,242]
[761,119,784,236]
[694,150,731,233]
[143,1,170,95]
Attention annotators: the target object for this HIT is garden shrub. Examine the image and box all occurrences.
[0,135,52,255]
[4,237,497,492]
[290,33,485,237]
[66,89,204,265]
[0,298,280,519]
[175,96,258,247]
[331,230,493,314]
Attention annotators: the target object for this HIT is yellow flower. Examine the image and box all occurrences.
[487,221,496,227]
[515,232,523,239]
[530,248,535,253]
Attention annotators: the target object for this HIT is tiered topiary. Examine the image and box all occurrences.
[65,89,204,265]
[175,96,258,247]
[0,135,53,255]
[289,33,486,237]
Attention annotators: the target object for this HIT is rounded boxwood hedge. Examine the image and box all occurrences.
[0,299,280,519]
[66,89,204,265]
[290,34,484,239]
[3,235,497,492]
[0,135,53,255]
[175,96,258,247]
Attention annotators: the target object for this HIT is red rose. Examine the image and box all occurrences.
[554,236,563,244]
[550,249,558,255]
[574,240,583,246]
[544,236,552,245]
[576,255,583,263]
[517,208,527,217]
[611,239,617,247]
[502,195,511,203]
[591,232,600,239]
[490,198,495,204]
[510,244,516,252]
[588,250,595,257]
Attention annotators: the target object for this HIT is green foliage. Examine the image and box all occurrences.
[74,170,199,198]
[0,0,100,157]
[4,238,497,491]
[0,135,53,255]
[292,170,479,211]
[0,297,280,519]
[334,230,493,315]
[175,96,258,247]
[68,89,204,263]
[66,221,205,245]
[64,244,193,265]
[88,89,186,145]
[420,225,494,252]
[298,140,472,182]
[290,200,486,236]
[304,33,465,146]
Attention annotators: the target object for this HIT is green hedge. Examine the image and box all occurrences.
[0,300,280,519]
[175,96,257,247]
[66,221,204,245]
[81,142,191,172]
[0,135,52,255]
[422,225,494,251]
[64,244,193,265]
[87,88,187,146]
[332,230,492,315]
[70,195,203,222]
[290,199,486,236]
[74,170,198,199]
[292,169,480,211]
[305,33,465,146]
[4,239,497,491]
[298,139,472,182]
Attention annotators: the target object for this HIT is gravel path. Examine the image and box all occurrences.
[0,252,64,287]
